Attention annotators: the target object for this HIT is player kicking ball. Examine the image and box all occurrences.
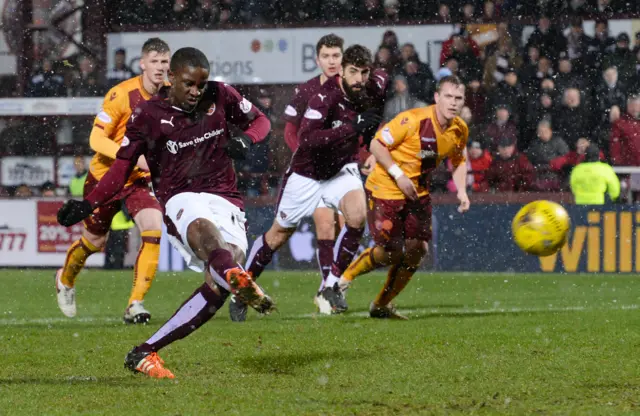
[340,75,471,319]
[242,45,388,315]
[55,38,170,324]
[57,47,274,378]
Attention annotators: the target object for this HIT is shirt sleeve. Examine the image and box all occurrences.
[448,122,469,168]
[94,86,128,138]
[223,84,269,143]
[374,112,416,150]
[282,85,308,126]
[297,93,357,150]
[85,107,149,208]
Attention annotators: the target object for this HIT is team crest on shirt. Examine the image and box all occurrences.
[121,136,130,147]
[110,91,117,101]
[239,98,252,114]
[400,117,409,125]
[280,211,288,220]
[166,140,179,155]
[207,104,216,116]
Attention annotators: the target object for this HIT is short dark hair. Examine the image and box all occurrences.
[141,37,170,55]
[342,45,372,69]
[316,34,344,56]
[436,75,463,92]
[170,47,210,72]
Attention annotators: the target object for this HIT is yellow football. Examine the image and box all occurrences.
[512,200,571,257]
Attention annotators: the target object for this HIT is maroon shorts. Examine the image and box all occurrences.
[82,172,161,235]
[366,191,433,251]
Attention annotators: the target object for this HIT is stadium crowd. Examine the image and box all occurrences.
[2,2,640,198]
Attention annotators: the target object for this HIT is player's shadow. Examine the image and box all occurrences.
[238,350,367,376]
[407,308,580,321]
[0,376,142,387]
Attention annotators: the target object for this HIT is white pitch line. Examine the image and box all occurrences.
[293,304,640,319]
[0,316,121,326]
[1,304,638,326]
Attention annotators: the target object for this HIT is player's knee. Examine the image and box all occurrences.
[187,218,230,256]
[134,208,163,232]
[314,220,335,239]
[404,240,428,266]
[83,230,106,249]
[383,248,404,265]
[265,221,295,250]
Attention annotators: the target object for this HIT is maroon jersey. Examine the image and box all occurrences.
[85,81,270,211]
[282,75,322,127]
[291,69,389,181]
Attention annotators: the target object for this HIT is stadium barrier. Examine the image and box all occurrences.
[2,199,636,273]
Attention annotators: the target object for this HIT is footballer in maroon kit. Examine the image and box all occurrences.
[243,45,388,315]
[57,47,274,379]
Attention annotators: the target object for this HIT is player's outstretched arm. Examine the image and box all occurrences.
[370,139,418,201]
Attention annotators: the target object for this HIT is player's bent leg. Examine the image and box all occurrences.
[340,245,403,290]
[313,207,337,289]
[123,207,162,324]
[55,229,105,318]
[245,220,296,278]
[371,240,428,320]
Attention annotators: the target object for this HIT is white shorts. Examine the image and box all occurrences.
[276,163,363,229]
[164,192,248,272]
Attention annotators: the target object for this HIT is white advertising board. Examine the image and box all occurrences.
[0,199,104,267]
[1,156,55,186]
[107,25,456,84]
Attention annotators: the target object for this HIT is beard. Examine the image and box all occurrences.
[342,78,369,108]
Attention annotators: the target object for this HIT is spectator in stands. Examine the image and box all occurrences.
[40,181,56,197]
[526,119,570,191]
[401,56,434,104]
[610,94,640,166]
[14,184,33,198]
[604,33,636,84]
[488,68,523,124]
[634,32,640,55]
[525,44,540,67]
[447,140,492,193]
[480,0,497,22]
[555,88,592,149]
[107,48,134,88]
[555,56,584,95]
[587,19,615,79]
[464,83,487,135]
[486,137,534,192]
[565,17,591,75]
[196,0,217,27]
[550,137,604,174]
[485,104,518,153]
[25,59,66,97]
[69,156,88,197]
[483,36,523,91]
[594,0,616,17]
[173,0,198,23]
[380,30,401,61]
[448,34,482,84]
[523,78,558,149]
[374,45,399,75]
[521,55,554,95]
[72,56,104,97]
[526,16,566,61]
[134,0,168,25]
[437,2,452,23]
[563,0,592,17]
[461,1,477,23]
[460,105,482,143]
[593,66,626,127]
[633,48,640,93]
[382,0,400,21]
[383,75,426,122]
[440,30,480,68]
[358,0,385,20]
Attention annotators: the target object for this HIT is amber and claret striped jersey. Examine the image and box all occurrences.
[366,105,468,200]
[90,76,154,185]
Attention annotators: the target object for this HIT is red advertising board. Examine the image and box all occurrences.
[36,201,84,253]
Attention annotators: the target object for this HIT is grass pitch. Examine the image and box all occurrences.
[1,269,640,415]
